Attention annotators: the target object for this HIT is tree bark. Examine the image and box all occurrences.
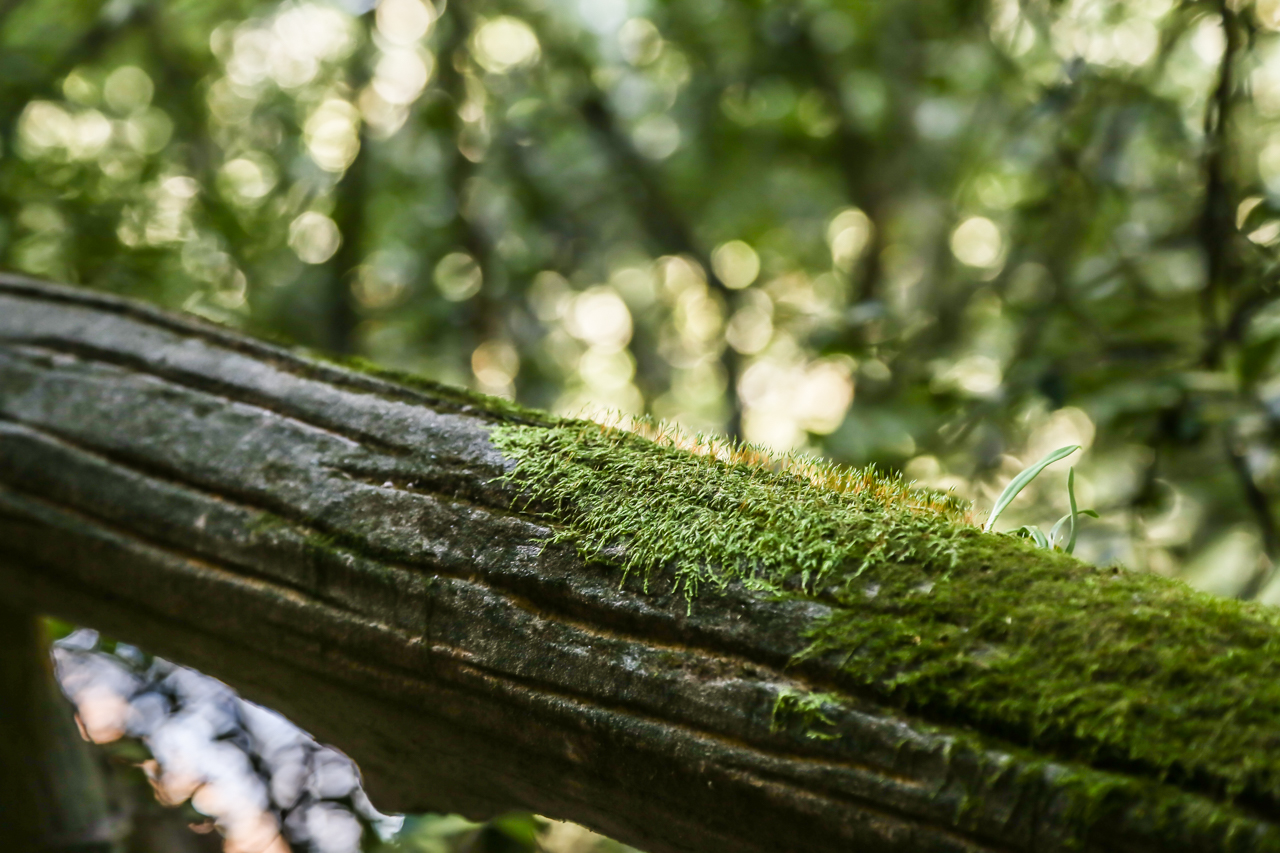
[0,275,1277,853]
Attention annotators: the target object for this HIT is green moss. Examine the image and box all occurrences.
[771,689,842,740]
[490,417,1280,815]
[247,511,288,536]
[492,418,969,599]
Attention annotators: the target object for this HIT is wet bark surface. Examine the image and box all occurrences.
[0,275,1274,853]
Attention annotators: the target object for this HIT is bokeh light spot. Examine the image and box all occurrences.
[473,17,541,74]
[288,212,342,264]
[434,252,483,301]
[711,240,760,289]
[305,99,361,172]
[219,157,277,203]
[827,208,873,270]
[950,216,1004,268]
[619,18,663,65]
[376,0,437,44]
[472,339,520,394]
[632,113,680,159]
[372,48,433,106]
[568,287,633,350]
[103,66,154,115]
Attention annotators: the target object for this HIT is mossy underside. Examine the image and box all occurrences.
[490,418,1280,819]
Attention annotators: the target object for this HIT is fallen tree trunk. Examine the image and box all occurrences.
[3,276,1280,853]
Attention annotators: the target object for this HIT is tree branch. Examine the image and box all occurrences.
[1199,0,1240,368]
[322,18,374,357]
[4,278,1280,852]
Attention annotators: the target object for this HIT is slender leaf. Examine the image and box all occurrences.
[1048,472,1099,550]
[1065,467,1079,554]
[1014,525,1050,549]
[1063,469,1099,554]
[984,445,1080,532]
[1049,512,1071,546]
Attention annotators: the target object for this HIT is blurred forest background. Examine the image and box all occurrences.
[8,0,1280,848]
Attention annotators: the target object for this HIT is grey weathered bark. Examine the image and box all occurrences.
[0,275,1276,853]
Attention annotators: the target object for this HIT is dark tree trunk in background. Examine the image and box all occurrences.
[0,603,115,851]
[1,276,1279,853]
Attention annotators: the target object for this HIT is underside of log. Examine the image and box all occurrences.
[3,275,1280,853]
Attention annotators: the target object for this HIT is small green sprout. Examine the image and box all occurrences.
[984,445,1078,532]
[986,445,1097,553]
[1046,468,1099,554]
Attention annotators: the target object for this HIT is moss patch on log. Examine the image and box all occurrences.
[771,689,841,741]
[490,417,1280,813]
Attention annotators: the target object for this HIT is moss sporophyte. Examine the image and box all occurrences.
[490,416,1280,812]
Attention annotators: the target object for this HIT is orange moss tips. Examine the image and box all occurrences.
[595,412,971,522]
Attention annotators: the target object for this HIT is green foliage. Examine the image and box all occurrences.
[492,416,1280,810]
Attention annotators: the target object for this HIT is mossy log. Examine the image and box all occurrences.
[4,276,1280,852]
